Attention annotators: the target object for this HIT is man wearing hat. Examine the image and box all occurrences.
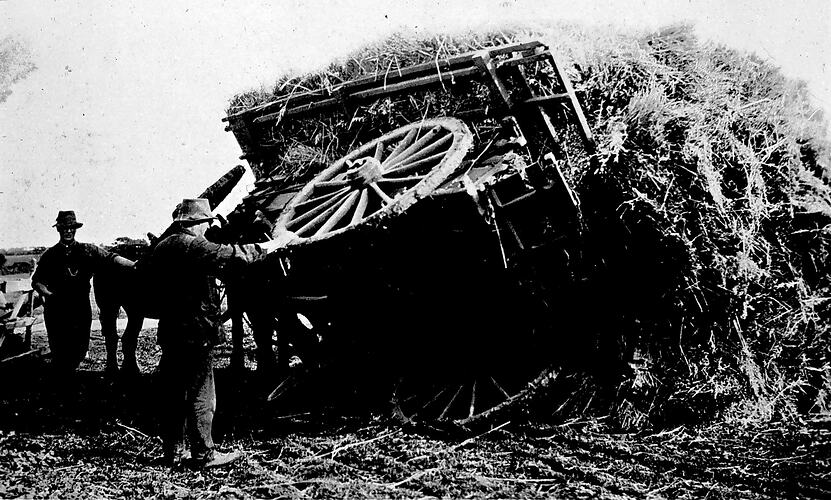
[147,198,294,468]
[32,211,136,375]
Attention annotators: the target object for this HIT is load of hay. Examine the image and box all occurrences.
[229,23,830,428]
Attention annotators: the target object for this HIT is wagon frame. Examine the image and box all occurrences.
[223,40,598,427]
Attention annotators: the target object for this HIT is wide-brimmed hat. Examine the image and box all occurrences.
[53,210,83,229]
[173,198,215,224]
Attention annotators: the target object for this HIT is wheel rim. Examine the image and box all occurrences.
[396,374,519,421]
[392,363,553,426]
[276,118,473,243]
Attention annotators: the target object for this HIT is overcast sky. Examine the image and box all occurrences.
[2,0,829,248]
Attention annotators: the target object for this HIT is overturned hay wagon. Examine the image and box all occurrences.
[224,40,597,427]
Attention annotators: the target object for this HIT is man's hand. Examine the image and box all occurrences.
[114,255,136,268]
[32,282,53,298]
[260,229,299,253]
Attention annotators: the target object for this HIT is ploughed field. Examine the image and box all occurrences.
[0,314,828,499]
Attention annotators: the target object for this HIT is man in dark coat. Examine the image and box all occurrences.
[32,211,135,375]
[148,198,293,468]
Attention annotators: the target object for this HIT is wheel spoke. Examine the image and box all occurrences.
[419,386,449,414]
[315,191,360,236]
[386,133,452,172]
[385,150,446,177]
[490,376,511,400]
[382,126,441,169]
[314,179,350,189]
[294,194,352,235]
[383,128,417,166]
[439,384,465,420]
[376,175,426,187]
[369,182,394,205]
[276,118,474,245]
[295,186,349,211]
[349,189,369,225]
[287,190,350,230]
[373,141,384,162]
[468,380,478,418]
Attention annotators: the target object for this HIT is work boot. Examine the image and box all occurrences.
[197,450,242,469]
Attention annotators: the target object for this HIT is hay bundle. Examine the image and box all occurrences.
[229,23,830,427]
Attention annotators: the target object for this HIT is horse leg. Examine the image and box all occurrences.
[249,306,277,376]
[121,306,144,376]
[227,285,246,371]
[231,311,245,371]
[98,305,120,377]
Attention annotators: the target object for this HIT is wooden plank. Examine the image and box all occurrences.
[491,189,537,210]
[229,53,482,124]
[253,175,290,188]
[474,53,512,107]
[253,65,481,125]
[544,53,596,152]
[340,52,479,93]
[225,117,259,159]
[254,96,340,124]
[225,41,542,125]
[4,317,35,329]
[350,67,480,100]
[265,191,303,215]
[544,153,579,211]
[246,67,482,131]
[486,40,543,57]
[520,93,570,106]
[495,51,550,69]
[506,62,562,149]
[1,348,41,365]
[9,291,31,320]
[225,87,331,122]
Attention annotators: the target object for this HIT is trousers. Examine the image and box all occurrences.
[44,296,92,374]
[159,343,217,461]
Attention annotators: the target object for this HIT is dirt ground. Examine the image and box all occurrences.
[1,319,829,499]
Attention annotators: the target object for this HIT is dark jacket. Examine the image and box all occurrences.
[149,226,267,348]
[32,241,117,304]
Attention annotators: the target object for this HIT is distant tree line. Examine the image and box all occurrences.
[1,247,47,256]
[0,253,37,275]
[1,238,145,276]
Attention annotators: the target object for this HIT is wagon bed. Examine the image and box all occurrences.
[223,40,597,427]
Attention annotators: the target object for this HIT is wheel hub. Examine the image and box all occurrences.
[344,157,383,187]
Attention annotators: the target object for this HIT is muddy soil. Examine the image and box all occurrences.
[1,323,829,499]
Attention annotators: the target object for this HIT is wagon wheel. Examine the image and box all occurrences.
[391,365,559,429]
[275,118,474,242]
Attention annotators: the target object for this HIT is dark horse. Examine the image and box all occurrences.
[91,164,280,376]
[94,241,149,376]
[93,209,280,377]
